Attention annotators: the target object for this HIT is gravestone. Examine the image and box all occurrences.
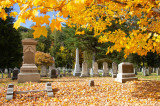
[18,38,40,83]
[50,69,58,78]
[4,68,8,74]
[148,67,152,74]
[102,62,109,77]
[12,67,19,80]
[115,62,138,83]
[92,62,99,77]
[157,68,160,75]
[48,57,55,76]
[73,48,81,76]
[8,70,11,78]
[112,62,118,78]
[80,62,89,77]
[40,65,47,77]
[0,70,3,79]
[89,80,94,87]
[46,82,54,97]
[143,68,149,76]
[6,84,14,100]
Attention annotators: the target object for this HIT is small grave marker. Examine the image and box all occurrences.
[89,80,94,87]
[46,82,54,97]
[12,67,19,80]
[6,84,14,100]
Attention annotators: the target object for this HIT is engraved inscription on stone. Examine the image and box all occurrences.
[122,65,133,73]
[24,51,34,64]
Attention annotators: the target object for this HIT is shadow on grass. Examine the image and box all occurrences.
[130,80,160,99]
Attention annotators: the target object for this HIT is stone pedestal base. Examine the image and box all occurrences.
[112,74,117,78]
[115,73,138,83]
[80,74,89,77]
[18,73,40,83]
[18,64,40,83]
[73,72,81,76]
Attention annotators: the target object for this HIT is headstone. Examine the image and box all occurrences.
[148,67,152,74]
[6,84,14,100]
[46,82,54,97]
[157,68,160,75]
[143,68,149,76]
[8,70,11,78]
[12,67,19,80]
[9,68,13,73]
[18,38,40,83]
[40,65,47,77]
[112,62,118,78]
[73,48,81,76]
[80,62,89,77]
[92,62,99,77]
[48,58,55,76]
[102,62,109,77]
[153,68,156,73]
[115,62,138,83]
[89,80,94,87]
[50,69,58,78]
[0,70,3,79]
[4,68,8,74]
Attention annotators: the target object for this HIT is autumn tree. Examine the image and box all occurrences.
[0,0,160,58]
[35,51,54,67]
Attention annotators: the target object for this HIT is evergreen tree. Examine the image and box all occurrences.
[0,8,22,69]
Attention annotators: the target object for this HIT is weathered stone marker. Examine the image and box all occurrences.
[46,82,54,97]
[73,48,81,76]
[40,65,47,77]
[8,70,11,78]
[102,62,109,77]
[12,67,19,80]
[89,80,94,87]
[115,62,138,83]
[112,62,118,78]
[6,84,14,100]
[18,38,40,83]
[92,62,99,77]
[50,69,58,78]
[80,62,89,77]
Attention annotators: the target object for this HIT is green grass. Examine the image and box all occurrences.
[136,72,160,81]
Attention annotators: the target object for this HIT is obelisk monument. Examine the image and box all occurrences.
[73,48,81,76]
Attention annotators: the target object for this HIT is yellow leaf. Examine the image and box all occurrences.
[10,11,18,17]
[57,17,67,22]
[32,26,48,38]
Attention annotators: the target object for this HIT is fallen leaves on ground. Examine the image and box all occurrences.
[0,77,160,105]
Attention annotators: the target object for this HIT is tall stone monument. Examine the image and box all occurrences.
[115,62,138,83]
[102,62,109,77]
[73,48,81,76]
[80,62,89,77]
[18,38,40,83]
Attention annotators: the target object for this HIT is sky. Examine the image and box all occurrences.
[12,3,59,29]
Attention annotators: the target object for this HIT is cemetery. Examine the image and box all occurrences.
[0,0,160,105]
